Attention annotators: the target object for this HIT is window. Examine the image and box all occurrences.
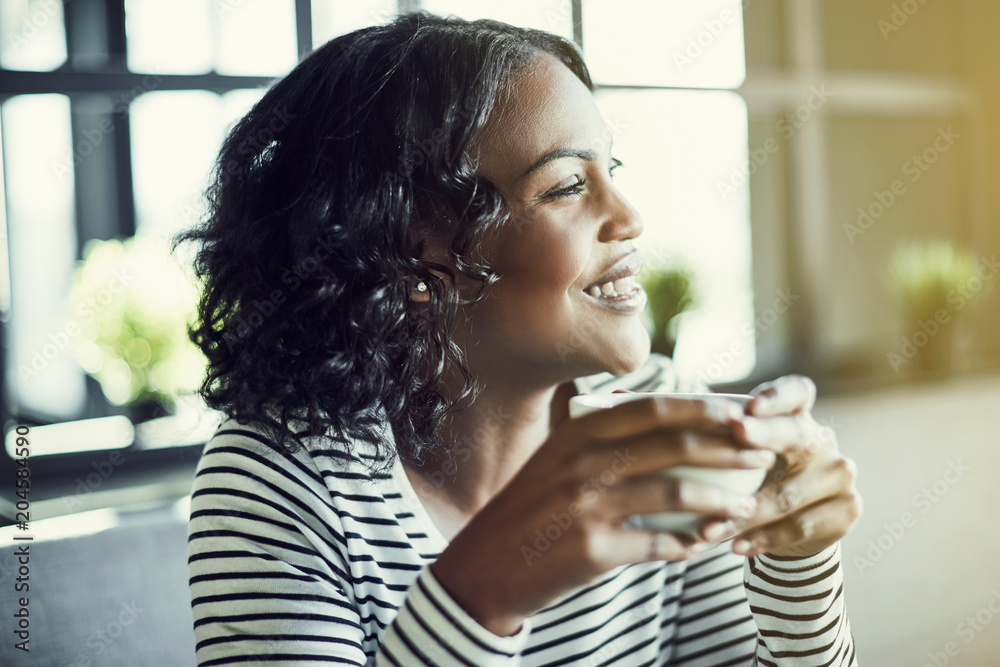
[0,0,756,519]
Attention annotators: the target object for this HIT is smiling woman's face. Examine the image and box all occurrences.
[447,52,651,386]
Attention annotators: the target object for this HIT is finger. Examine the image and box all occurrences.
[571,395,746,441]
[577,430,777,480]
[602,475,760,523]
[731,414,834,456]
[742,455,857,531]
[730,492,861,558]
[747,375,816,417]
[598,526,706,564]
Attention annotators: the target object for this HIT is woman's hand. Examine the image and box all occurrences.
[430,394,773,636]
[699,375,863,559]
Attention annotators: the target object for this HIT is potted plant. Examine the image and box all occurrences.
[889,240,978,377]
[640,264,697,358]
[67,234,206,423]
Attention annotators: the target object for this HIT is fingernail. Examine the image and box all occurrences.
[738,448,776,467]
[742,418,768,444]
[708,401,742,423]
[733,538,752,555]
[704,521,735,543]
[686,542,706,558]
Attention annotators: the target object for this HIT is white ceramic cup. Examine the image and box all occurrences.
[568,392,767,536]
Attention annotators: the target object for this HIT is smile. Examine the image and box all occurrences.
[585,275,640,298]
[583,280,647,313]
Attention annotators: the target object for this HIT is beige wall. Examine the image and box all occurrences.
[742,0,999,390]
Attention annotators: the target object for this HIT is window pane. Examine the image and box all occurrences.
[2,94,86,419]
[312,0,399,46]
[125,0,213,74]
[130,91,225,241]
[594,90,754,382]
[216,0,298,76]
[0,0,67,71]
[583,0,745,88]
[420,0,575,40]
[222,88,266,134]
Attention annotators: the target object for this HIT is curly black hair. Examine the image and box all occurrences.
[174,12,593,474]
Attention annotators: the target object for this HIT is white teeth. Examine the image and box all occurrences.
[614,276,637,294]
[587,275,639,299]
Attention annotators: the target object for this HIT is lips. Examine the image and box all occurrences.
[584,253,643,298]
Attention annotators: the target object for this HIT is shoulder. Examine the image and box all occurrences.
[573,352,707,394]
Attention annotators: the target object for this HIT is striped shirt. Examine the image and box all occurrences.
[187,353,857,666]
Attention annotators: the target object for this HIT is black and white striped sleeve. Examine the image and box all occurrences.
[187,434,530,666]
[666,543,856,666]
[743,543,857,666]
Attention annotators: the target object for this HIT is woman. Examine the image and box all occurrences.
[180,13,861,666]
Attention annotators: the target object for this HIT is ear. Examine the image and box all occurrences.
[407,233,452,303]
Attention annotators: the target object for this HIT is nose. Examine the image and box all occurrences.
[597,186,644,243]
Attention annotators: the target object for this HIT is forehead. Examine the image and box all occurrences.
[472,53,611,183]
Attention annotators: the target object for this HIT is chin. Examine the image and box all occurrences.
[597,328,652,377]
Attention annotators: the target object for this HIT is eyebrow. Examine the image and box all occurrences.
[520,147,598,180]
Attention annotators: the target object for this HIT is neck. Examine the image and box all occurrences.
[404,365,580,515]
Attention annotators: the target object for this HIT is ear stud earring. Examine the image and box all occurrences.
[415,281,428,293]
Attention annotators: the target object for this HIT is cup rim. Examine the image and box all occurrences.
[569,391,751,410]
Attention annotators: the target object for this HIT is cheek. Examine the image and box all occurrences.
[478,221,591,335]
[490,219,590,296]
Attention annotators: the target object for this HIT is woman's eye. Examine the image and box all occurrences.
[542,157,623,200]
[545,177,587,199]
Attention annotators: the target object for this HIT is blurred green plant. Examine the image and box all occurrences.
[890,239,979,375]
[68,234,206,410]
[640,265,697,357]
[890,240,978,321]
